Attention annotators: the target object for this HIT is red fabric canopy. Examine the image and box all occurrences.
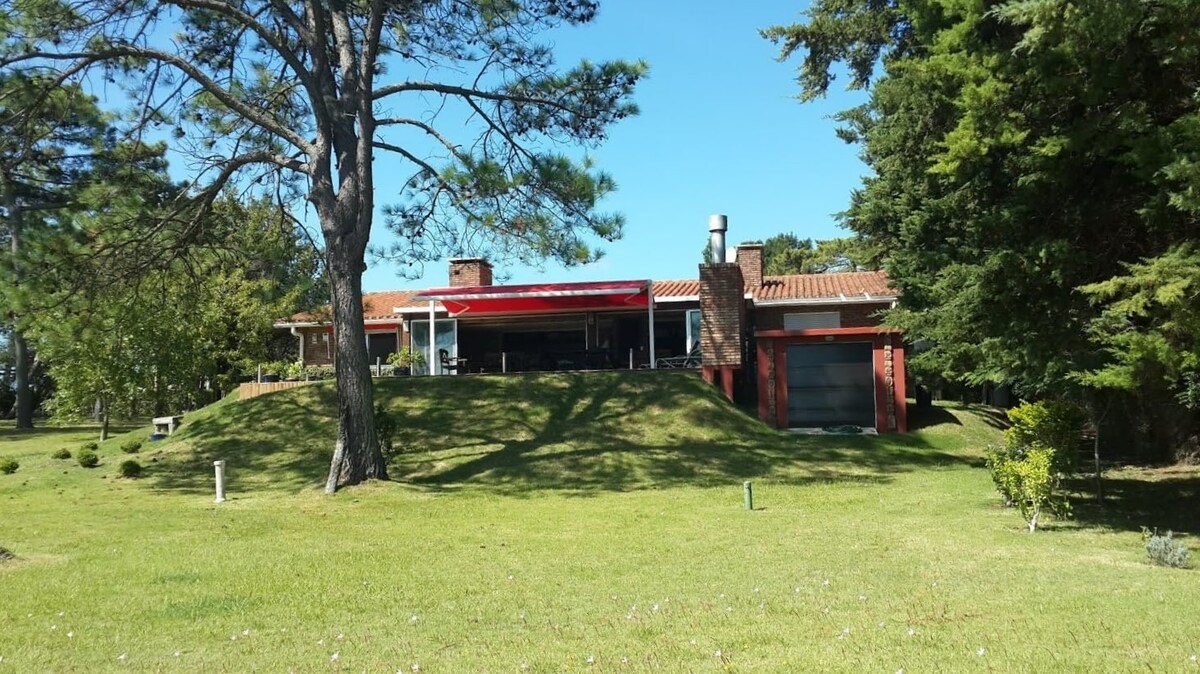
[412,280,651,316]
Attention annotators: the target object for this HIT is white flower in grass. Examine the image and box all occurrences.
[116,653,127,661]
[896,669,904,674]
[651,604,660,612]
[173,651,181,658]
[409,615,419,623]
[752,587,760,593]
[689,639,697,646]
[822,579,830,587]
[50,625,57,631]
[878,622,886,629]
[242,629,250,637]
[795,587,801,593]
[519,662,529,671]
[507,575,514,581]
[411,663,420,672]
[317,639,325,646]
[907,628,915,637]
[586,655,595,665]
[821,607,830,615]
[858,595,866,601]
[976,647,986,657]
[230,635,237,641]
[1190,654,1198,663]
[621,656,630,664]
[57,611,65,617]
[66,631,74,638]
[330,651,340,662]
[725,606,732,613]
[713,650,722,658]
[336,633,344,641]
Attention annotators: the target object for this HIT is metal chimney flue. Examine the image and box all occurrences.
[708,214,728,264]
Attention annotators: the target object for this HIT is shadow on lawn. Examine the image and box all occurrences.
[389,372,976,497]
[146,371,980,497]
[1069,471,1200,535]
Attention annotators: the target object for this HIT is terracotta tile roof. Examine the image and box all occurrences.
[651,279,700,298]
[363,290,421,319]
[282,270,895,323]
[753,271,895,302]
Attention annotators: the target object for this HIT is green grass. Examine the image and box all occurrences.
[0,371,1196,672]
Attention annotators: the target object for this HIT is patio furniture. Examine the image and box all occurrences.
[439,348,466,374]
[655,343,701,369]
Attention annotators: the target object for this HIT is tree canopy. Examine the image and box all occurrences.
[767,0,1200,458]
[3,1,644,490]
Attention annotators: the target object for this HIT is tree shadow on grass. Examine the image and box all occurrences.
[390,371,978,497]
[0,424,140,443]
[1068,470,1200,536]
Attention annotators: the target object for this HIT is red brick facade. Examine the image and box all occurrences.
[736,243,764,290]
[698,263,745,367]
[449,258,493,287]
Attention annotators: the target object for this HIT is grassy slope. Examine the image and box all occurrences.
[0,371,1196,673]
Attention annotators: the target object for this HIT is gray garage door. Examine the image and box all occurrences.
[786,342,875,428]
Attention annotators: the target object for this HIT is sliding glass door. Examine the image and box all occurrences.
[409,319,458,375]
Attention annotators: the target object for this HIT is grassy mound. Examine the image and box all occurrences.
[153,370,998,494]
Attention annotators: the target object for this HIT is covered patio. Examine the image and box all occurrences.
[403,280,697,375]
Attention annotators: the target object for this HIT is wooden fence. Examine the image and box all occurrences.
[238,381,315,400]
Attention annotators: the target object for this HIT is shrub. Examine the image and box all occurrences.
[0,458,18,475]
[986,400,1084,532]
[304,365,336,380]
[80,441,99,452]
[0,546,14,562]
[119,459,143,479]
[1004,400,1085,471]
[1143,529,1191,569]
[50,447,72,460]
[76,448,99,468]
[120,439,143,454]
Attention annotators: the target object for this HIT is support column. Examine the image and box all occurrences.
[428,300,436,376]
[648,284,656,369]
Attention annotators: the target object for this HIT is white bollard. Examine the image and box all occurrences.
[213,460,226,503]
[502,352,507,373]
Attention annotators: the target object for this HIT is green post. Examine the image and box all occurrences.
[743,481,753,511]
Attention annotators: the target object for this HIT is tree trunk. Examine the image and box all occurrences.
[322,242,386,493]
[12,329,33,429]
[100,408,110,442]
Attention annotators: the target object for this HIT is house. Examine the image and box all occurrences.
[275,216,907,432]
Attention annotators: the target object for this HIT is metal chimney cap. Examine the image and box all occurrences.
[708,214,728,233]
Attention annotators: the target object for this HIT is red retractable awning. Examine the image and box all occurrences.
[411,280,651,316]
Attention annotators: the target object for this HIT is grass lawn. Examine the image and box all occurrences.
[1,371,1197,672]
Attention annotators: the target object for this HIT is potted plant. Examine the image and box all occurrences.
[387,347,424,376]
[282,360,305,381]
[259,360,284,382]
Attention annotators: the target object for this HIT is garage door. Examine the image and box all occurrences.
[785,342,875,428]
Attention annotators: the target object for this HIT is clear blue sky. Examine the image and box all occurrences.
[361,0,871,292]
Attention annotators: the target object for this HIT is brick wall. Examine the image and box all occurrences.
[736,243,763,290]
[699,263,746,366]
[299,327,333,366]
[449,258,493,287]
[754,303,891,331]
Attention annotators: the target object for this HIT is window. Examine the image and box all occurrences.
[783,311,840,330]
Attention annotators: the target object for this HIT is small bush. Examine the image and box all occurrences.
[50,447,72,460]
[80,441,99,452]
[0,546,14,562]
[76,448,99,468]
[118,459,143,479]
[1144,529,1191,569]
[120,439,142,454]
[0,458,18,475]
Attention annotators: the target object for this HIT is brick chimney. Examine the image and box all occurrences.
[448,258,492,287]
[735,243,763,289]
[698,263,745,367]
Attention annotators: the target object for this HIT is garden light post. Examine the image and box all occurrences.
[214,460,226,503]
